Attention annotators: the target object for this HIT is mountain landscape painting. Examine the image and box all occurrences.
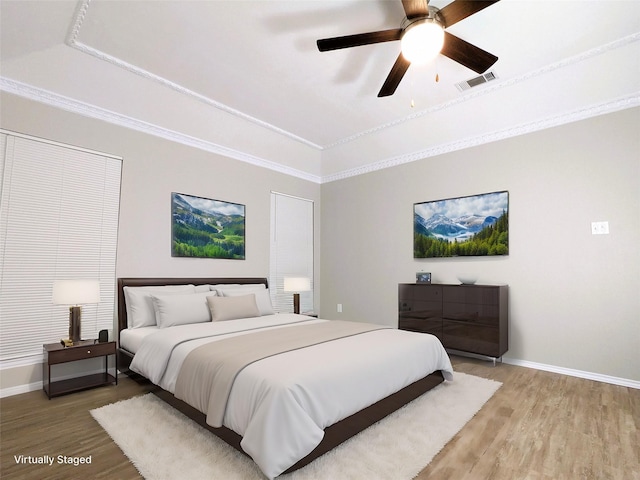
[171,192,245,259]
[414,191,509,258]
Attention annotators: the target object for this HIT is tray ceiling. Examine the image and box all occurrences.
[1,0,639,182]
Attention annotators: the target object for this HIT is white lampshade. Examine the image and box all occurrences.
[283,277,311,293]
[52,280,101,305]
[401,18,444,65]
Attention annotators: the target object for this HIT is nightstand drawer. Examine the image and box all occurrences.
[46,342,115,364]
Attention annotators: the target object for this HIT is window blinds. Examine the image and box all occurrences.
[269,192,314,314]
[0,132,122,365]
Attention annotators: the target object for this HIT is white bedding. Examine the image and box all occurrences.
[119,325,159,353]
[130,314,453,479]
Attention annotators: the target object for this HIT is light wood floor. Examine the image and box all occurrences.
[1,356,638,479]
[417,358,639,480]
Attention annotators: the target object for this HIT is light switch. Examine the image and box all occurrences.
[591,221,609,235]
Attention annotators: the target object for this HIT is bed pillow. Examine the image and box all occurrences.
[151,291,216,328]
[124,285,196,328]
[194,284,213,293]
[206,294,260,322]
[219,288,275,316]
[211,283,266,295]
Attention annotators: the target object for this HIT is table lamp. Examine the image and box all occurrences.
[283,277,310,314]
[52,280,100,344]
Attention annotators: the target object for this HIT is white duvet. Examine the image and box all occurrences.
[130,314,453,479]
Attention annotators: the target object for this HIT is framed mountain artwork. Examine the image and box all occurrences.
[171,192,245,259]
[414,191,509,258]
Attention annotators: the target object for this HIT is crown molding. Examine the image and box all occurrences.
[2,76,637,186]
[2,77,636,186]
[66,0,322,152]
[324,31,640,150]
[321,92,640,183]
[0,77,321,184]
[68,1,639,153]
[46,0,637,184]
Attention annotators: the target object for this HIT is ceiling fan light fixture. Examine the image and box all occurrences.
[400,18,444,65]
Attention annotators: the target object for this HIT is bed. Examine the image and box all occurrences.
[117,277,453,479]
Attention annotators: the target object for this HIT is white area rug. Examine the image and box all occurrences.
[91,372,501,480]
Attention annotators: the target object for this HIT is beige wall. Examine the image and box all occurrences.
[320,107,640,382]
[0,92,321,394]
[1,92,638,393]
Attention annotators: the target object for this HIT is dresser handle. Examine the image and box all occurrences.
[87,350,91,354]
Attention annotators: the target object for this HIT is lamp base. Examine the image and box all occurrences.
[69,306,82,344]
[293,293,300,315]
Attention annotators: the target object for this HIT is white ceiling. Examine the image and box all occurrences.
[1,0,639,182]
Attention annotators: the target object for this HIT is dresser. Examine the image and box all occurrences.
[399,283,508,362]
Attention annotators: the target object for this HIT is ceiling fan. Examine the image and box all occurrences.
[317,0,500,97]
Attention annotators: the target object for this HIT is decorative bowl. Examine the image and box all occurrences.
[457,276,477,285]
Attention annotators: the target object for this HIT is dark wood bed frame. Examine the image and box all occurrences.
[116,277,445,475]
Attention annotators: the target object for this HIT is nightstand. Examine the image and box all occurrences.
[43,340,117,399]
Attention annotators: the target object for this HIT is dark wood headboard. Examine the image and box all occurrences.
[117,277,269,339]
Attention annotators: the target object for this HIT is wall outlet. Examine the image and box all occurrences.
[591,221,609,235]
[337,303,342,313]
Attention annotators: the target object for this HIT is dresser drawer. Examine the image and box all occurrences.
[442,321,501,357]
[399,283,508,360]
[442,302,500,326]
[398,314,442,339]
[443,285,498,305]
[399,284,442,302]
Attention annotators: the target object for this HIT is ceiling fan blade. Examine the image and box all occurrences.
[317,29,402,51]
[441,32,498,74]
[401,0,429,19]
[438,1,500,28]
[378,53,411,97]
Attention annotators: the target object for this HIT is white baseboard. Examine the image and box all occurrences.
[502,358,640,389]
[0,380,43,398]
[0,369,124,398]
[447,350,639,389]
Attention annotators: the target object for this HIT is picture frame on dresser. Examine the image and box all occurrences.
[416,272,431,283]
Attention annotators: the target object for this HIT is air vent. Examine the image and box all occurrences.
[455,71,497,92]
